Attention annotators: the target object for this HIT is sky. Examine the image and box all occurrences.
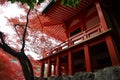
[0,0,56,60]
[0,2,41,60]
[0,0,52,35]
[0,0,50,32]
[0,2,25,34]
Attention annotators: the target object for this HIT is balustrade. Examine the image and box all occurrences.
[47,23,103,56]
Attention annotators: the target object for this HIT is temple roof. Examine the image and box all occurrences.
[0,0,94,41]
[37,0,94,41]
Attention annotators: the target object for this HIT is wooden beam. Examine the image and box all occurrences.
[47,59,52,77]
[95,0,108,30]
[40,62,45,77]
[68,51,73,75]
[56,56,61,76]
[84,44,92,72]
[106,35,120,66]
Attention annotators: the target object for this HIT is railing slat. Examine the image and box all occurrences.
[48,23,103,56]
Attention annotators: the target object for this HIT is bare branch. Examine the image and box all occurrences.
[0,31,19,57]
[14,25,23,41]
[21,9,31,52]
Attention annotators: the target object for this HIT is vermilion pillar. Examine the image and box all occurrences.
[84,45,92,72]
[95,0,108,30]
[40,62,45,77]
[106,35,120,66]
[62,63,68,75]
[47,59,51,77]
[53,63,56,75]
[68,51,73,75]
[56,56,61,76]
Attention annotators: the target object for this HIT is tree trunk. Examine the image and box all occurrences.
[18,52,34,80]
[0,32,34,80]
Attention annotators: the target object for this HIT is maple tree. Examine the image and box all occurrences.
[0,0,81,80]
[8,0,81,9]
[0,50,24,80]
[0,9,35,80]
[0,2,60,80]
[28,55,41,77]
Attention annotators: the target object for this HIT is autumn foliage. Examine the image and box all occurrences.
[0,50,24,80]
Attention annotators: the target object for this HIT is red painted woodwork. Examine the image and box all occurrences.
[105,35,120,65]
[95,1,108,30]
[84,45,92,72]
[40,62,45,77]
[1,0,120,79]
[53,63,56,75]
[56,56,61,76]
[50,23,102,54]
[38,0,120,78]
[28,0,95,42]
[47,59,52,77]
[68,51,73,75]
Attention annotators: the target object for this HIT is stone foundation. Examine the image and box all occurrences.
[38,66,120,80]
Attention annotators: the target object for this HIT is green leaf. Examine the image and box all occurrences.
[61,0,81,7]
[68,0,73,6]
[54,0,57,2]
[9,0,16,3]
[27,1,34,9]
[37,0,44,5]
[20,0,27,4]
[32,0,36,3]
[61,0,67,5]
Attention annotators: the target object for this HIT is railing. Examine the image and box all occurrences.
[47,23,103,56]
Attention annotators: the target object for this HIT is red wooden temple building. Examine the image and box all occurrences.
[38,0,120,78]
[0,0,120,78]
[0,0,120,79]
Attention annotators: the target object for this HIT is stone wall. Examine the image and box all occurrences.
[39,66,120,80]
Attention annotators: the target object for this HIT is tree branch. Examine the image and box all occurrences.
[0,32,19,57]
[14,25,23,41]
[21,9,31,52]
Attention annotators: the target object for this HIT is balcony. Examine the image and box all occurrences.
[46,23,106,56]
